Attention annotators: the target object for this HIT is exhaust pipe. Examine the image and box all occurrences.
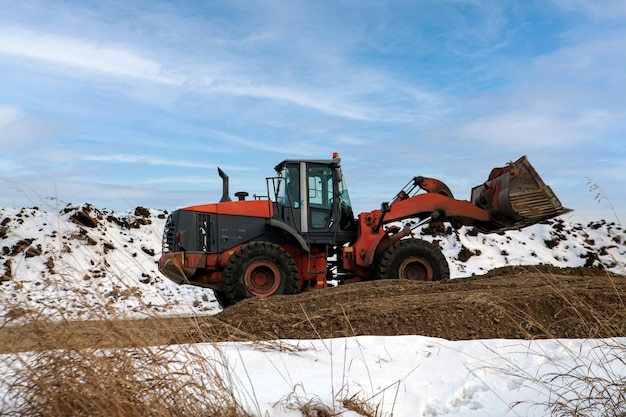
[218,167,231,202]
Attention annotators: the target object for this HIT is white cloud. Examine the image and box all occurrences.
[532,35,626,84]
[140,176,222,186]
[0,159,23,174]
[0,9,447,123]
[458,110,587,148]
[0,106,21,129]
[0,30,391,121]
[0,28,180,85]
[453,28,626,150]
[205,129,328,156]
[0,105,66,146]
[550,0,626,20]
[200,73,445,123]
[206,81,371,121]
[82,154,217,170]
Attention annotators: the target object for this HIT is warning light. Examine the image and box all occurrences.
[332,152,339,158]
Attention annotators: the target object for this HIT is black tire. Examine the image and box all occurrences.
[213,290,232,309]
[223,241,299,304]
[376,239,449,281]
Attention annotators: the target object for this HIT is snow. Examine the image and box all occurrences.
[0,203,625,415]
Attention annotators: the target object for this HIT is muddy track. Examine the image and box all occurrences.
[1,266,625,353]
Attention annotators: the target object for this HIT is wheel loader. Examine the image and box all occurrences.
[158,153,570,307]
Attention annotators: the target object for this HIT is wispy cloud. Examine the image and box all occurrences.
[0,105,66,146]
[0,16,445,123]
[451,26,626,150]
[0,106,21,131]
[83,154,217,170]
[439,0,514,57]
[457,110,597,148]
[533,34,626,85]
[0,28,179,84]
[0,159,24,174]
[550,0,626,20]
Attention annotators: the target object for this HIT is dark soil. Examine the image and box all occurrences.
[1,266,625,353]
[213,265,626,341]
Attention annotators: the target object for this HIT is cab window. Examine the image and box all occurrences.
[278,165,300,208]
[308,166,333,228]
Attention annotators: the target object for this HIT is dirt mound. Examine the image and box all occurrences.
[1,266,624,353]
[213,265,626,341]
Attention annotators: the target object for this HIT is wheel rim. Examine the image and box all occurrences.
[244,260,281,296]
[398,257,434,281]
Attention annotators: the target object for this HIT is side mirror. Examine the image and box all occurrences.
[372,202,391,233]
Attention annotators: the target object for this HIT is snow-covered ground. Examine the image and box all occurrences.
[186,335,625,416]
[0,203,625,416]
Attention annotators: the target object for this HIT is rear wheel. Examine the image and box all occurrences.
[223,242,299,304]
[377,239,449,281]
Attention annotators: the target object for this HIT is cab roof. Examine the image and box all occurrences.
[274,157,341,173]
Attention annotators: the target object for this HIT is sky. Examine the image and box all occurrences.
[0,0,625,224]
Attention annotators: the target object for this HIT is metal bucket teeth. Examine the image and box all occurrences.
[472,155,571,232]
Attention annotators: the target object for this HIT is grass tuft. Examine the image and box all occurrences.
[342,393,384,417]
[0,309,256,416]
[502,269,626,416]
[587,178,622,227]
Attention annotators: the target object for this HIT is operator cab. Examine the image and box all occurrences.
[273,154,357,244]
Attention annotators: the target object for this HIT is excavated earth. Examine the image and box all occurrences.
[1,265,625,353]
[213,265,626,341]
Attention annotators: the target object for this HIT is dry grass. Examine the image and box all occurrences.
[3,270,623,417]
[503,336,626,417]
[342,394,384,417]
[0,309,257,417]
[501,264,626,417]
[0,306,392,417]
[499,190,625,417]
[273,384,336,417]
[3,347,250,416]
[0,285,404,417]
[0,252,266,417]
[0,270,384,417]
[0,200,258,416]
[534,265,626,417]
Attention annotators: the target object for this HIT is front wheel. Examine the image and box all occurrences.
[223,242,299,304]
[377,239,449,281]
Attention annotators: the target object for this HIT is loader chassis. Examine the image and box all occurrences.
[159,155,570,307]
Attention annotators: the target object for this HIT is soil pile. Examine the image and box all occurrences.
[214,265,626,341]
[1,266,624,353]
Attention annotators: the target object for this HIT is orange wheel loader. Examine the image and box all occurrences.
[158,154,570,307]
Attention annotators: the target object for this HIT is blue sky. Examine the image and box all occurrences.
[0,0,624,224]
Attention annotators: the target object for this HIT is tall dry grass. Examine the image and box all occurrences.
[0,200,259,416]
[0,255,382,416]
[0,297,261,416]
[501,240,626,414]
[0,294,394,417]
[532,185,625,417]
[533,277,625,416]
[0,198,387,417]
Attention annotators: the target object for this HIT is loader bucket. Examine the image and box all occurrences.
[471,156,571,232]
